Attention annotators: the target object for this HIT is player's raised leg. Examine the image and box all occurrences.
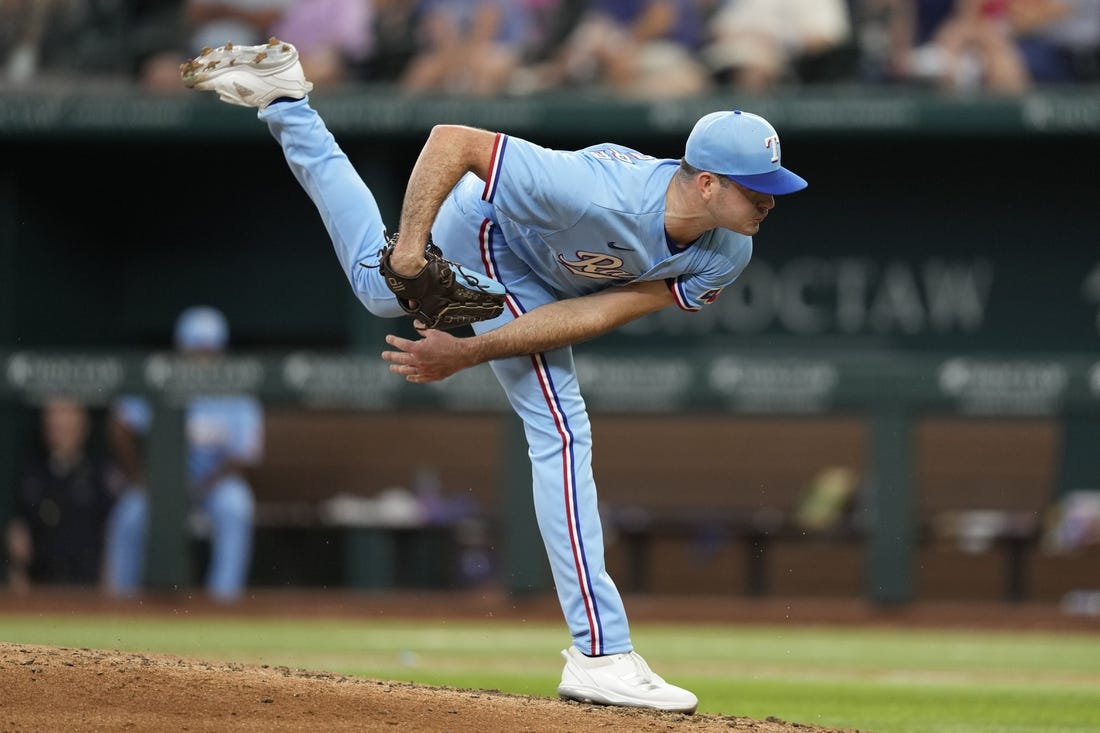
[181,39,403,317]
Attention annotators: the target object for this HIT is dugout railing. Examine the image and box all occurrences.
[3,348,1099,604]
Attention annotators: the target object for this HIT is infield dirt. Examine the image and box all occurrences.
[3,641,862,733]
[3,588,1095,732]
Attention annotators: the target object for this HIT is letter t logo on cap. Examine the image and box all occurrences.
[765,134,780,163]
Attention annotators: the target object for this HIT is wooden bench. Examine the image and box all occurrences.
[247,408,504,508]
[242,408,505,589]
[589,414,868,596]
[913,416,1060,602]
[592,414,1061,601]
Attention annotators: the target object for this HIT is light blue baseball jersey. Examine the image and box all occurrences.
[108,393,261,601]
[468,134,753,306]
[114,395,264,489]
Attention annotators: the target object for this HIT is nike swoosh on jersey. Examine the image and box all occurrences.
[606,241,632,251]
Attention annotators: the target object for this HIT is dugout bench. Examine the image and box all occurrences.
[593,414,1056,603]
[2,350,1099,604]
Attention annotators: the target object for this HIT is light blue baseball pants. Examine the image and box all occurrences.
[105,478,255,603]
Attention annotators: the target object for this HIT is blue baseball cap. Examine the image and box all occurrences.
[174,305,228,352]
[684,110,807,195]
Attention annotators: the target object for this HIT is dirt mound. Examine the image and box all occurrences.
[2,642,860,732]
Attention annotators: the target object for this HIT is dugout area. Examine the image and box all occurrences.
[231,408,1094,604]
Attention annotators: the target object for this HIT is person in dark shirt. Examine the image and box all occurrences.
[5,397,119,594]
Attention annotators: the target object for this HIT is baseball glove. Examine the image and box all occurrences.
[375,233,506,330]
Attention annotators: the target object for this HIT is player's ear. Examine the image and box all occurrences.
[697,171,720,199]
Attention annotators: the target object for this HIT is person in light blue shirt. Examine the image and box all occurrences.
[105,306,264,603]
[182,39,806,712]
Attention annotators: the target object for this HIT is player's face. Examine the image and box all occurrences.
[719,180,775,236]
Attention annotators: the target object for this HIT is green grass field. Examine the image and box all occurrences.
[3,614,1099,733]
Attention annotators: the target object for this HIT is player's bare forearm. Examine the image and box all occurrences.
[390,125,498,275]
[382,280,673,382]
[469,287,668,358]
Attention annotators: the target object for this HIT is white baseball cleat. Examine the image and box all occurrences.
[180,37,313,108]
[557,646,698,714]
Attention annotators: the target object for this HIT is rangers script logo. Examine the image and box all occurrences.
[557,251,635,281]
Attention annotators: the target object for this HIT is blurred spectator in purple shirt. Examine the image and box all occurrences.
[399,0,535,96]
[141,0,373,91]
[519,0,714,98]
[271,0,374,85]
[1012,0,1100,83]
[865,0,1094,93]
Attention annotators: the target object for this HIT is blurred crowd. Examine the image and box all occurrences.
[1,0,1099,99]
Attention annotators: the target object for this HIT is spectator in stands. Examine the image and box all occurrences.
[129,2,192,91]
[516,0,588,69]
[829,0,1098,89]
[849,0,943,83]
[701,0,855,92]
[0,0,190,91]
[1012,0,1100,84]
[185,0,290,52]
[853,0,951,84]
[104,306,264,603]
[138,0,288,91]
[934,0,1034,93]
[269,0,375,86]
[881,0,1031,93]
[0,0,88,85]
[352,0,426,82]
[5,398,120,595]
[398,0,535,96]
[143,1,375,92]
[1,0,49,85]
[520,0,713,99]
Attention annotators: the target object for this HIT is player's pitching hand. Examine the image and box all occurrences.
[382,323,476,383]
